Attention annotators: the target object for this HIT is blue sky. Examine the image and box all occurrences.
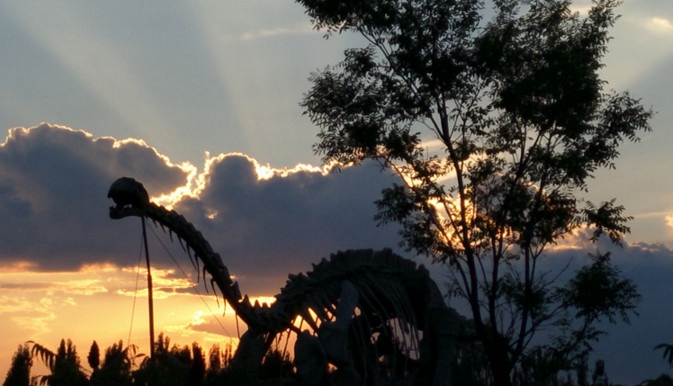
[0,1,672,384]
[0,1,352,167]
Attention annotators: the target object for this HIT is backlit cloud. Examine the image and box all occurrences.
[241,23,314,40]
[666,213,673,230]
[648,16,673,35]
[0,123,190,270]
[0,123,404,290]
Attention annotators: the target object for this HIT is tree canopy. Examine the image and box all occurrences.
[2,345,31,386]
[297,0,651,384]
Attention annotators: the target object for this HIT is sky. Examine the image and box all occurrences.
[0,1,671,384]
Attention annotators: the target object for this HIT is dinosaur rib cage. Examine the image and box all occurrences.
[272,248,438,382]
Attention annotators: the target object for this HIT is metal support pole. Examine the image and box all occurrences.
[141,216,156,358]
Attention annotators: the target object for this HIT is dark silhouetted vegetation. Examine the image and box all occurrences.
[639,374,673,386]
[297,0,651,384]
[29,339,88,386]
[2,344,31,386]
[3,334,295,386]
[4,333,672,385]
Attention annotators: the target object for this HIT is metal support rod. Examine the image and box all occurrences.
[141,216,156,358]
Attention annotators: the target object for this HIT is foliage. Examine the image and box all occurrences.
[7,331,620,384]
[86,342,100,371]
[297,0,650,384]
[133,333,191,386]
[655,342,673,368]
[28,339,88,386]
[89,341,137,386]
[2,344,32,386]
[638,374,673,386]
[451,342,493,386]
[258,347,294,380]
[189,343,206,386]
[21,334,235,386]
[204,342,233,383]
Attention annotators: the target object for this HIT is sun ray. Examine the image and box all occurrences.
[1,2,178,143]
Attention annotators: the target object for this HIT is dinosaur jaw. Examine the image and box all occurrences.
[109,205,146,219]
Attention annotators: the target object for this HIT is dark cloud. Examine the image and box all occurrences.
[184,314,239,339]
[0,282,51,290]
[170,153,406,294]
[0,123,405,283]
[510,238,673,384]
[0,123,189,269]
[578,242,673,384]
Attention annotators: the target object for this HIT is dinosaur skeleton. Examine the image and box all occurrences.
[108,177,461,385]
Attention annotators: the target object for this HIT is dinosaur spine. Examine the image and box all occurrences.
[110,202,259,327]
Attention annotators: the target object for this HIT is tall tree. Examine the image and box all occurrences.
[132,333,191,386]
[2,344,31,386]
[29,339,87,386]
[188,343,206,386]
[87,341,100,371]
[297,0,649,384]
[90,341,135,386]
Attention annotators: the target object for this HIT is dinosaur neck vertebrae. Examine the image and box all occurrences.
[108,178,259,327]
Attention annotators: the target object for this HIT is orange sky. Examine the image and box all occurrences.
[0,263,260,378]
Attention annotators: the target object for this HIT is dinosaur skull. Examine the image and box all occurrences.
[108,177,150,208]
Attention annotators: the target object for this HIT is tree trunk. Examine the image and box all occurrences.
[486,339,513,386]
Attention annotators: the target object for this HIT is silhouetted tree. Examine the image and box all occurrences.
[132,333,193,386]
[188,343,206,386]
[204,343,235,385]
[258,347,293,380]
[29,339,87,386]
[86,341,100,371]
[576,353,589,386]
[451,343,493,386]
[2,344,32,386]
[90,340,135,386]
[639,374,673,386]
[656,342,673,368]
[206,344,223,379]
[297,0,649,384]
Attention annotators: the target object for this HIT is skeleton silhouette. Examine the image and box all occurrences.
[108,177,462,386]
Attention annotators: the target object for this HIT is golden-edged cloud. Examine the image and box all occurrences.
[665,213,673,239]
[648,17,673,35]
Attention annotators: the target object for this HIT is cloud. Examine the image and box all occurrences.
[648,17,673,35]
[175,310,239,339]
[0,123,190,270]
[167,152,405,294]
[666,213,673,231]
[0,123,404,291]
[582,242,673,383]
[536,239,673,383]
[0,291,69,336]
[240,23,315,40]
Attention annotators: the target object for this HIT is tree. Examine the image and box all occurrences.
[87,341,100,371]
[3,344,32,386]
[639,374,673,386]
[188,343,206,386]
[204,342,234,385]
[132,333,194,386]
[297,0,649,384]
[29,339,87,386]
[90,340,135,386]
